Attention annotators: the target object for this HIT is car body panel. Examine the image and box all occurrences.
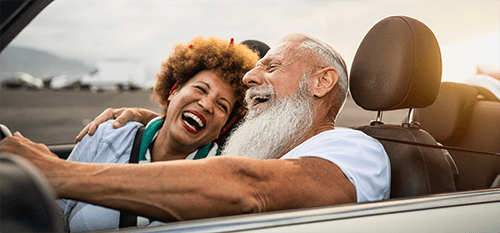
[104,189,500,232]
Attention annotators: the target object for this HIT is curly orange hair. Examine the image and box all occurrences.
[153,37,260,144]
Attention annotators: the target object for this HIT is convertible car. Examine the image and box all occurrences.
[1,1,499,232]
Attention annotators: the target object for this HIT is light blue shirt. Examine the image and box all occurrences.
[58,119,219,232]
[66,120,142,164]
[280,128,391,202]
[58,120,147,232]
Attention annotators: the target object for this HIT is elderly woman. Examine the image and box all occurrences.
[58,36,259,232]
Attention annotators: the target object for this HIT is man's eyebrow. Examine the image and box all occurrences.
[257,57,271,66]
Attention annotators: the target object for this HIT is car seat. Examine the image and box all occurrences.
[414,81,500,190]
[0,153,65,232]
[349,16,458,198]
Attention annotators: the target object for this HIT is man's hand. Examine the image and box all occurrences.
[0,132,64,196]
[75,108,160,142]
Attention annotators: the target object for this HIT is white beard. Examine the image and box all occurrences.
[221,76,315,159]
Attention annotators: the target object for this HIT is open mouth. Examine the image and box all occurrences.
[248,94,271,108]
[182,111,206,133]
[245,86,275,108]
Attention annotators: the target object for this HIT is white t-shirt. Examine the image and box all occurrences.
[280,128,391,202]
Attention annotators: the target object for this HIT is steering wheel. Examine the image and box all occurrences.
[0,124,12,140]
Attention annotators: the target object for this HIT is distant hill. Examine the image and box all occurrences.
[0,46,90,79]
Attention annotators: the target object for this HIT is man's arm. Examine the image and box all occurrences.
[1,133,356,221]
[75,108,160,142]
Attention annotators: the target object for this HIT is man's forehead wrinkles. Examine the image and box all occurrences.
[266,42,294,59]
[257,53,281,67]
[280,48,302,68]
[254,42,302,71]
[259,57,272,65]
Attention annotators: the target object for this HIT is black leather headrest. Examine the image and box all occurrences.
[350,16,442,111]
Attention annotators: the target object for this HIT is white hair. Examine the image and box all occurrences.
[279,33,349,119]
[221,73,315,159]
[299,39,348,95]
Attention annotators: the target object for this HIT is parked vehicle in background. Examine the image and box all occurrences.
[0,72,43,90]
[81,59,147,92]
[49,74,89,91]
[38,75,55,89]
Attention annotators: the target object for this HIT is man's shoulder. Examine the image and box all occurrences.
[304,128,378,145]
[282,128,387,160]
[282,128,391,202]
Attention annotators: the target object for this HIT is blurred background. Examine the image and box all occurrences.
[1,0,498,144]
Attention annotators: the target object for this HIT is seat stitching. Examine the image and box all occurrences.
[402,127,431,193]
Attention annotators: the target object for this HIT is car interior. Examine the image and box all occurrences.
[349,16,458,198]
[0,153,65,233]
[1,2,499,231]
[415,81,500,190]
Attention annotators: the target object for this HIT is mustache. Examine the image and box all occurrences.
[244,85,275,108]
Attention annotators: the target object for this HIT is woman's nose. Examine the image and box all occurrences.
[242,68,263,87]
[198,96,214,114]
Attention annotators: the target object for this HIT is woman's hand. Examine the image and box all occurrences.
[75,108,160,142]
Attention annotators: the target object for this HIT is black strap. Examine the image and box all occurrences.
[119,125,145,228]
[129,126,145,164]
[118,211,138,229]
[374,136,500,157]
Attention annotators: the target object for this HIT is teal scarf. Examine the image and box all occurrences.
[138,119,213,161]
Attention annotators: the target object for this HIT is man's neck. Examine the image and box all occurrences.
[277,123,335,159]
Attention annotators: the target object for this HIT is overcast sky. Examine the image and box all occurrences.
[8,0,499,82]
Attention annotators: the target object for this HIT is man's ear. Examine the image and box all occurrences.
[311,67,338,98]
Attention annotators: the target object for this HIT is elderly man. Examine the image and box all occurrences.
[0,33,390,221]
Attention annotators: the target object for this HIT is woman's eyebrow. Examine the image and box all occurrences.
[194,81,210,89]
[217,91,232,109]
[195,81,232,109]
[221,97,232,109]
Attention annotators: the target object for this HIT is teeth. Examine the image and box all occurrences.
[184,122,196,131]
[183,112,205,128]
[252,96,270,105]
[256,97,268,103]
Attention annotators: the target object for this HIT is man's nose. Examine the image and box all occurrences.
[198,96,214,114]
[242,68,263,87]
